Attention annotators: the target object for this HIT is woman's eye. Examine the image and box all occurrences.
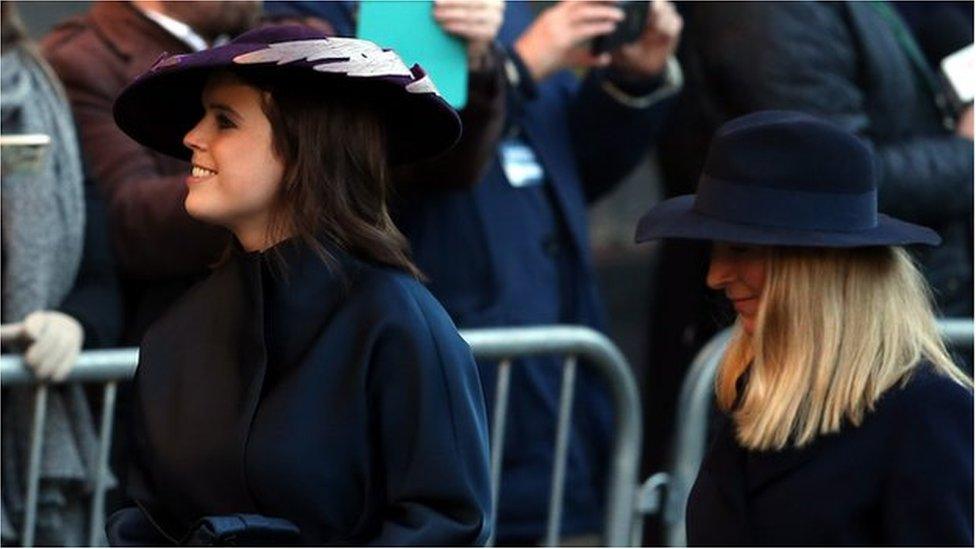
[216,114,236,129]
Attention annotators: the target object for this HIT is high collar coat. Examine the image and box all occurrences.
[687,365,973,546]
[108,238,492,545]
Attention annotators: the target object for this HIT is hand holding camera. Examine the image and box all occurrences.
[514,0,681,84]
[610,0,682,80]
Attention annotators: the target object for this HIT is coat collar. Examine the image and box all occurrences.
[132,235,363,535]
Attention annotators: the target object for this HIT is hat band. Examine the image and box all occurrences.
[694,175,878,232]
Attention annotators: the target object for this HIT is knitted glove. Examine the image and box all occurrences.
[22,310,84,382]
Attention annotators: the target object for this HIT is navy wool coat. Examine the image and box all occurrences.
[107,238,492,545]
[687,364,974,546]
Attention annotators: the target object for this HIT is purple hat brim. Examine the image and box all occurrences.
[113,38,461,165]
[635,195,942,248]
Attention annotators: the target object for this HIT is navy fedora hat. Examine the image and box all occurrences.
[113,24,461,165]
[635,111,941,247]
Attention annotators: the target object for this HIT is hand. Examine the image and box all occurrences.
[22,311,84,382]
[956,106,973,140]
[433,0,505,70]
[514,1,626,83]
[611,0,682,79]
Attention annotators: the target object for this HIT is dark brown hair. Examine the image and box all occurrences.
[233,69,422,280]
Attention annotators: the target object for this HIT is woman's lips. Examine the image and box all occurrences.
[731,296,758,315]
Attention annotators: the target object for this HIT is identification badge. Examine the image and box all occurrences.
[499,137,545,188]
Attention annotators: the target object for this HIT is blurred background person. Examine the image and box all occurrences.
[642,5,974,539]
[392,1,680,543]
[0,1,122,545]
[42,0,261,346]
[40,0,261,515]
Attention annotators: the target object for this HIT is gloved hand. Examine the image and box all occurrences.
[22,310,84,382]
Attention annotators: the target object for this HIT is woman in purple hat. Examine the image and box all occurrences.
[636,111,973,546]
[107,25,491,545]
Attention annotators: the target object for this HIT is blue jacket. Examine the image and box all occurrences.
[109,238,492,545]
[688,364,974,546]
[394,3,674,540]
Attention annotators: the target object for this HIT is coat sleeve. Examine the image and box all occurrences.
[690,2,973,223]
[568,66,677,204]
[365,293,493,546]
[882,374,973,545]
[58,181,123,349]
[42,39,228,280]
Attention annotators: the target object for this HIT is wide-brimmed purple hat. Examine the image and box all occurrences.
[635,111,941,248]
[113,25,461,165]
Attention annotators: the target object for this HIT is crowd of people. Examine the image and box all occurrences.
[0,0,971,546]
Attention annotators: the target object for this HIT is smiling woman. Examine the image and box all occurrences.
[636,111,973,546]
[108,25,491,546]
[181,72,285,249]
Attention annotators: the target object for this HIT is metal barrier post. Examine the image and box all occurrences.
[22,384,49,547]
[88,382,118,546]
[461,326,641,547]
[544,356,578,547]
[487,359,512,548]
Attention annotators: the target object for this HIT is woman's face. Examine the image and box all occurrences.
[706,243,768,335]
[182,72,286,249]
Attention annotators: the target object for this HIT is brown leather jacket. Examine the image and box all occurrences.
[43,2,229,282]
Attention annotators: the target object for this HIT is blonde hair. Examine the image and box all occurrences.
[716,246,972,451]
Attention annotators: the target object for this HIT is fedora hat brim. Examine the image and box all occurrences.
[113,32,461,165]
[635,195,942,248]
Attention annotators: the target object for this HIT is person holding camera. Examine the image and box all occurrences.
[392,0,682,543]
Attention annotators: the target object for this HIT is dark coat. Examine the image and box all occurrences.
[107,238,492,545]
[687,365,974,546]
[392,3,675,540]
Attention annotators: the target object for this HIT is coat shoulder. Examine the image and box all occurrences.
[351,265,464,339]
[879,363,973,420]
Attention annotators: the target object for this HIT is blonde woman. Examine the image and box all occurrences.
[636,111,973,546]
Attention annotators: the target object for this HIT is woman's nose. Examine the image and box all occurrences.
[706,254,734,290]
[182,118,207,152]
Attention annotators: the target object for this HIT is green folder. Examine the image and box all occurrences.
[356,0,468,109]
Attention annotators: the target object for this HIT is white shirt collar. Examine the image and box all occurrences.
[137,7,210,52]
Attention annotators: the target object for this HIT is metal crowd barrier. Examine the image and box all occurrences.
[656,317,974,547]
[0,325,643,547]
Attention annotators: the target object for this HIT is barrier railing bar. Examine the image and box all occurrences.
[22,384,49,547]
[486,358,512,548]
[544,355,578,547]
[0,349,139,384]
[88,382,117,546]
[2,325,640,547]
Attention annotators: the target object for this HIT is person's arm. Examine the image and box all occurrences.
[365,295,492,546]
[693,2,973,224]
[882,373,973,545]
[514,0,682,203]
[43,43,228,280]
